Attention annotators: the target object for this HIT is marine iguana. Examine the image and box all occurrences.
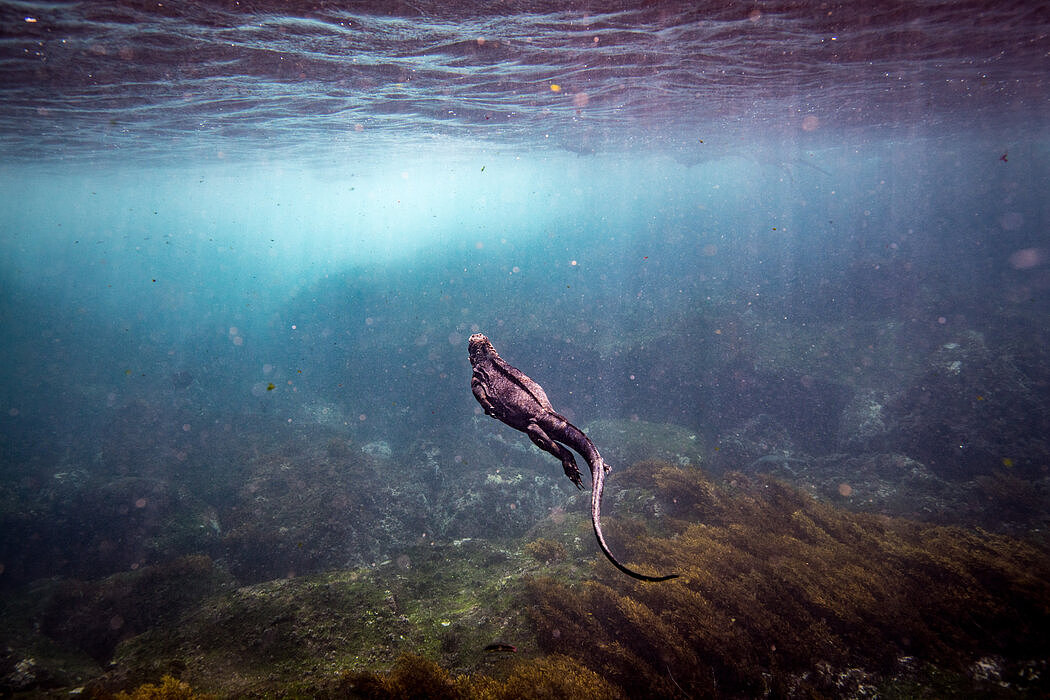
[468,333,677,582]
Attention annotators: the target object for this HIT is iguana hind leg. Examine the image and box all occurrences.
[524,423,584,489]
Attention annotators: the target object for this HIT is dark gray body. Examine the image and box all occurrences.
[468,333,676,582]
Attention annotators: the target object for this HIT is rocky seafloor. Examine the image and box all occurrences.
[3,311,1050,698]
[3,456,1048,698]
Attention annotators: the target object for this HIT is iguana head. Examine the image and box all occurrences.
[468,333,497,365]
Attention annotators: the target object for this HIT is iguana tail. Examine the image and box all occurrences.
[590,458,678,582]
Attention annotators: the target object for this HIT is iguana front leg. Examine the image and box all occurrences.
[471,376,497,417]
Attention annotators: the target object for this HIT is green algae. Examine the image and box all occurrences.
[98,539,542,697]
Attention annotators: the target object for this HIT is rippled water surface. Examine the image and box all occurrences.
[2,0,1046,161]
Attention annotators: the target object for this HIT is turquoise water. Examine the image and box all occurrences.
[3,138,1044,458]
[1,1,1049,694]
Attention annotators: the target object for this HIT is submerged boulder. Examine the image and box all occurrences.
[887,331,1050,479]
[836,388,893,453]
[584,418,706,471]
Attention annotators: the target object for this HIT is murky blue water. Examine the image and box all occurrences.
[1,0,1048,608]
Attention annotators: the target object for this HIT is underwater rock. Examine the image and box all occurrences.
[90,540,538,697]
[583,418,706,471]
[444,469,567,540]
[362,440,394,459]
[91,477,221,562]
[455,420,585,540]
[836,388,893,453]
[742,449,1050,535]
[32,555,232,665]
[795,453,952,522]
[221,441,395,582]
[112,674,212,699]
[299,400,350,427]
[169,371,195,389]
[3,657,44,692]
[971,471,1050,536]
[9,459,1048,699]
[405,439,446,490]
[708,413,796,475]
[888,330,1050,479]
[219,430,498,583]
[0,474,222,586]
[0,644,99,696]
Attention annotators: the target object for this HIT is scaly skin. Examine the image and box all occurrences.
[469,333,677,582]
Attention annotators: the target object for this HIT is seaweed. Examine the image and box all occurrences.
[523,538,567,564]
[330,653,623,700]
[111,674,215,700]
[525,462,1050,697]
[22,460,1050,699]
[39,555,231,664]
